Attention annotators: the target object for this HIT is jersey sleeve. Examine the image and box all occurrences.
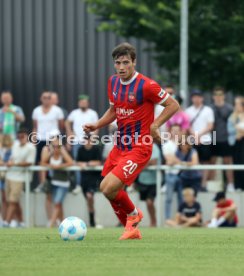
[107,77,114,106]
[145,80,169,105]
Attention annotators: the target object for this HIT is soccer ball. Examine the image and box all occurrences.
[58,216,87,241]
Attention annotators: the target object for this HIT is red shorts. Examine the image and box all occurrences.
[102,146,152,186]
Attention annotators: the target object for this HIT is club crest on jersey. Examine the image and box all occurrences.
[128,91,135,102]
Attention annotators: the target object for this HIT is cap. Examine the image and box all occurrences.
[78,94,89,101]
[213,191,226,202]
[191,89,203,97]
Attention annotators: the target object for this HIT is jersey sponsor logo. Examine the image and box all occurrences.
[158,89,166,98]
[116,108,134,116]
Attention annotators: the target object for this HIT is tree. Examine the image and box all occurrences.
[85,0,244,93]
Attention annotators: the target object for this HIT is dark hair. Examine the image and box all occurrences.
[164,84,175,89]
[112,43,136,61]
[17,128,29,135]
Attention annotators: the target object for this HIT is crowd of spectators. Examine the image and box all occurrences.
[0,86,243,228]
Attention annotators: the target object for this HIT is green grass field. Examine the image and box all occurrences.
[1,228,244,276]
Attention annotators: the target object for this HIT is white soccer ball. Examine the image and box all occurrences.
[59,216,87,241]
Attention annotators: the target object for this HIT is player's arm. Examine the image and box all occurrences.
[83,105,116,133]
[151,96,179,143]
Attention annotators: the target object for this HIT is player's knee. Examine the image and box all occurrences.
[100,180,112,198]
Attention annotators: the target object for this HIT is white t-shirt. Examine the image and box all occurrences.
[67,108,99,142]
[32,105,64,141]
[154,104,167,134]
[162,140,179,174]
[6,141,36,182]
[185,105,214,143]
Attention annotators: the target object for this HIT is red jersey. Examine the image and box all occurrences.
[217,199,238,223]
[108,72,169,151]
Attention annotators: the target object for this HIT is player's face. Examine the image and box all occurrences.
[114,55,136,81]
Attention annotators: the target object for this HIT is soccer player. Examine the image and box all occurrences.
[83,43,179,240]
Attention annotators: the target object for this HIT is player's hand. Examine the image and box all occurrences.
[150,123,162,144]
[83,123,98,134]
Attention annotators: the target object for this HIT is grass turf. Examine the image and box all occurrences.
[0,228,244,276]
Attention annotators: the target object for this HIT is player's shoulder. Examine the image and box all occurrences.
[137,73,157,85]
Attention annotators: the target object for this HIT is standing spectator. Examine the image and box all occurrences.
[3,128,36,227]
[76,134,102,227]
[0,91,25,139]
[227,96,244,191]
[163,124,183,220]
[210,88,234,192]
[207,191,238,228]
[0,134,12,223]
[66,95,99,194]
[32,91,64,191]
[137,143,161,227]
[41,136,73,227]
[185,90,214,191]
[166,188,202,227]
[166,96,190,133]
[50,92,68,119]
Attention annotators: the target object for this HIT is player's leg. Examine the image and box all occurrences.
[100,173,142,239]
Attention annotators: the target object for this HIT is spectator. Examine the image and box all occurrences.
[227,96,244,191]
[102,121,117,161]
[166,96,190,133]
[176,133,202,195]
[3,128,36,227]
[207,191,238,228]
[76,134,102,227]
[0,91,25,139]
[137,143,161,227]
[162,124,183,220]
[185,90,214,191]
[154,84,176,136]
[166,188,202,227]
[32,91,64,191]
[41,136,73,227]
[50,91,68,119]
[0,134,12,223]
[65,95,99,195]
[210,88,234,192]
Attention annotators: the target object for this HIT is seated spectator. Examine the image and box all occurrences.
[176,133,202,195]
[227,96,244,191]
[207,191,238,228]
[0,91,25,139]
[137,143,161,227]
[162,124,183,220]
[166,96,190,133]
[166,188,202,227]
[4,128,36,227]
[0,134,12,223]
[41,136,73,227]
[76,134,102,227]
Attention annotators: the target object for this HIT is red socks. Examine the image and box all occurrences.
[109,189,135,226]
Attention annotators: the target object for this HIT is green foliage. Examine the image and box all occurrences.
[86,0,244,93]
